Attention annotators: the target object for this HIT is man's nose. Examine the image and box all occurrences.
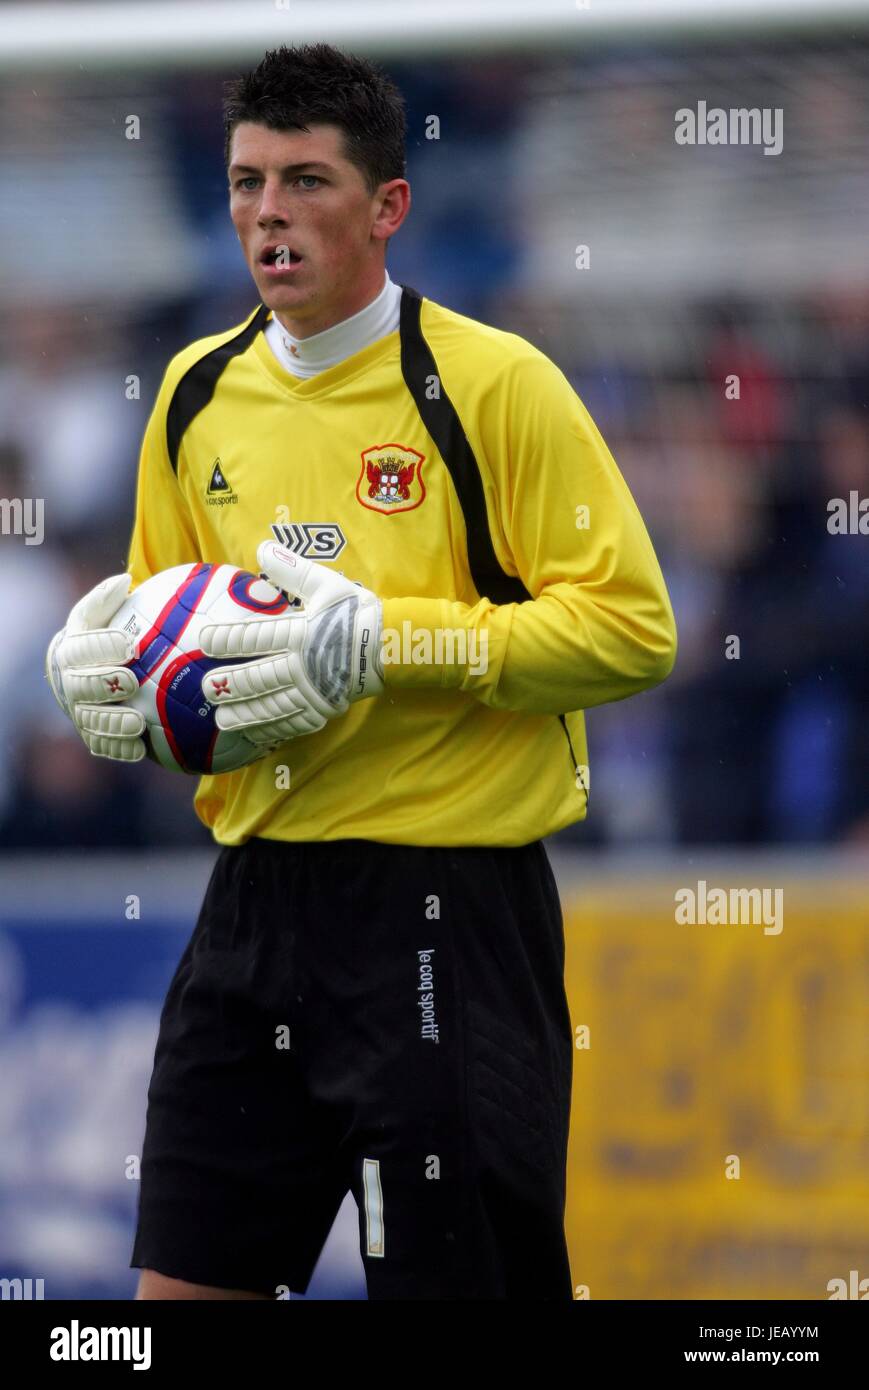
[257,179,290,224]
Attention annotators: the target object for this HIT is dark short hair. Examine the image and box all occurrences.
[223,43,407,194]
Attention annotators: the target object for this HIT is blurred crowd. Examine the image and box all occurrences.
[0,46,867,850]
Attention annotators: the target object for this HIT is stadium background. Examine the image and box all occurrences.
[0,0,867,1299]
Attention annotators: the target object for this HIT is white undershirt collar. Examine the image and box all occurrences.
[264,271,402,379]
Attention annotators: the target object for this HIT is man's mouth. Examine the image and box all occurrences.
[260,245,303,268]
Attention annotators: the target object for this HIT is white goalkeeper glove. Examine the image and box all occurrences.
[45,573,146,762]
[198,540,384,747]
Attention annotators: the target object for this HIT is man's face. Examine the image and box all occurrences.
[228,121,408,337]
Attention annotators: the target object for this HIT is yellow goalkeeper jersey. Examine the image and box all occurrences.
[125,285,677,847]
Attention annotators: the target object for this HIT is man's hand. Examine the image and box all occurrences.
[45,573,146,762]
[198,541,384,747]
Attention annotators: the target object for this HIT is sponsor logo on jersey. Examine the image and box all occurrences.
[269,521,347,561]
[356,444,425,515]
[206,457,238,507]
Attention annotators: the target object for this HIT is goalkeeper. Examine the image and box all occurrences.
[47,43,677,1302]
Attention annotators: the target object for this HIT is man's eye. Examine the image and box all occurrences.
[237,177,259,190]
[297,175,320,189]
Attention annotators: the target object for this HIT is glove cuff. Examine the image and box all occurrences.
[351,596,384,702]
[45,629,71,718]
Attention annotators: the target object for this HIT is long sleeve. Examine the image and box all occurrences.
[380,351,677,713]
[125,374,200,590]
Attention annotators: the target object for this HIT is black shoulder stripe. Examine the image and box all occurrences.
[399,284,581,783]
[166,305,270,474]
[398,284,531,608]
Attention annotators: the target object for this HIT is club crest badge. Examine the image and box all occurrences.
[356,444,425,515]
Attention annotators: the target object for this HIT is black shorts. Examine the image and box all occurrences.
[131,837,574,1300]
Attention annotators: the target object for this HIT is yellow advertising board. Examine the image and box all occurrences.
[561,867,869,1299]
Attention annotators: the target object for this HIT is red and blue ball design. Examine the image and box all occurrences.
[112,562,292,774]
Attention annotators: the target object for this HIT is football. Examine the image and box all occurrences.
[110,562,293,774]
